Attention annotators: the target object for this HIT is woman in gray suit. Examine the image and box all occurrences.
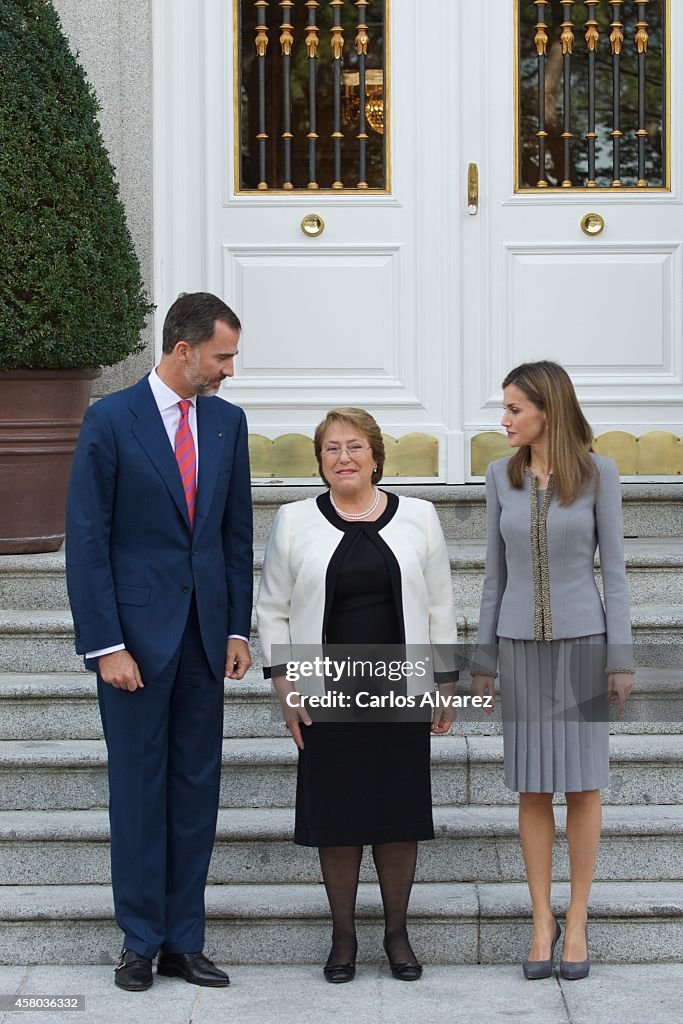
[471,361,634,981]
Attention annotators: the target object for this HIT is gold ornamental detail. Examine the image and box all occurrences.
[534,0,548,56]
[610,23,624,55]
[584,2,599,52]
[355,0,369,55]
[609,1,623,54]
[561,24,574,54]
[330,0,344,61]
[635,21,649,54]
[306,27,319,57]
[560,1,574,55]
[255,27,269,57]
[471,431,683,476]
[280,25,294,56]
[254,0,269,58]
[331,29,344,61]
[534,25,548,56]
[279,0,294,57]
[305,0,319,56]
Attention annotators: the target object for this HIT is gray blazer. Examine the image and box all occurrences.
[476,454,632,662]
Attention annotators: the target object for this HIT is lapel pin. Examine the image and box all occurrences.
[218,432,223,438]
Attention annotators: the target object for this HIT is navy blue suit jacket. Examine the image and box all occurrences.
[66,376,253,683]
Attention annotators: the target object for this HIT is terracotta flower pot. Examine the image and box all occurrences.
[0,369,101,554]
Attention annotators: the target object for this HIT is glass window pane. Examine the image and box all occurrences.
[237,0,388,191]
[518,0,667,190]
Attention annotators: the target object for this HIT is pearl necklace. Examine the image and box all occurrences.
[330,486,381,521]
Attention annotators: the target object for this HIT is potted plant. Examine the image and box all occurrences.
[0,0,153,553]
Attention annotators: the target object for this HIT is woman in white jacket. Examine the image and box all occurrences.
[257,408,458,984]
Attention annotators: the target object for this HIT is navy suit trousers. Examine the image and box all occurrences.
[97,598,224,959]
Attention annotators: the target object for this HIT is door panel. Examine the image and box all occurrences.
[154,0,463,482]
[225,244,400,381]
[462,0,683,479]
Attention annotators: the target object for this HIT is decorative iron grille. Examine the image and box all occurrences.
[237,0,388,191]
[518,0,667,189]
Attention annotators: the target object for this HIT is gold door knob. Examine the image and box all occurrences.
[301,213,325,237]
[581,212,605,236]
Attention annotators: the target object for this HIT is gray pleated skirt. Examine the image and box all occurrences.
[498,634,610,793]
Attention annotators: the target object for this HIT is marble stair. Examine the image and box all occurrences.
[0,484,681,964]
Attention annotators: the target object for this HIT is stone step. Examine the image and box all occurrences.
[3,537,682,610]
[1,734,682,811]
[0,552,68,610]
[1,669,680,741]
[0,611,83,673]
[0,673,284,741]
[252,484,683,540]
[1,605,681,672]
[0,880,680,965]
[1,805,681,887]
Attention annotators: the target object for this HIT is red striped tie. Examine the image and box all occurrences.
[175,399,197,528]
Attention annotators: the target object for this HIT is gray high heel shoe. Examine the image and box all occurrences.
[559,925,590,980]
[523,919,561,980]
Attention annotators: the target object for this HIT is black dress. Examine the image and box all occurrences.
[294,491,435,847]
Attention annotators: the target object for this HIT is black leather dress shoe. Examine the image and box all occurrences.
[157,952,230,987]
[114,949,153,991]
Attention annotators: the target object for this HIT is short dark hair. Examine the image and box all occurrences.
[162,292,241,354]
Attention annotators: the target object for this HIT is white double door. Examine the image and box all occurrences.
[154,0,683,482]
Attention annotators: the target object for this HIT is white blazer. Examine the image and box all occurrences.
[256,493,458,694]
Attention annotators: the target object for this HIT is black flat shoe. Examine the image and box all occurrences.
[523,919,561,980]
[388,961,423,982]
[383,938,423,982]
[114,948,153,991]
[559,926,590,981]
[323,962,356,984]
[323,938,357,984]
[157,951,229,987]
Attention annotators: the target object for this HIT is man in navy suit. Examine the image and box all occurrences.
[66,293,253,991]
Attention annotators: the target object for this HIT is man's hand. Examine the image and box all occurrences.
[225,638,252,680]
[98,650,143,691]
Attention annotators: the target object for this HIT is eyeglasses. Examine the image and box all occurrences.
[321,444,371,458]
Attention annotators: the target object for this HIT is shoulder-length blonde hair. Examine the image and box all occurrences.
[502,361,596,505]
[313,407,385,489]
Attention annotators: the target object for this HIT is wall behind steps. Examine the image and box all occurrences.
[52,0,155,396]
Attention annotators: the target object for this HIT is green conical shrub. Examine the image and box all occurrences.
[0,0,154,370]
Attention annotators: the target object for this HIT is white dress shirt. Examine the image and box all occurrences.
[87,369,247,660]
[148,367,199,481]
